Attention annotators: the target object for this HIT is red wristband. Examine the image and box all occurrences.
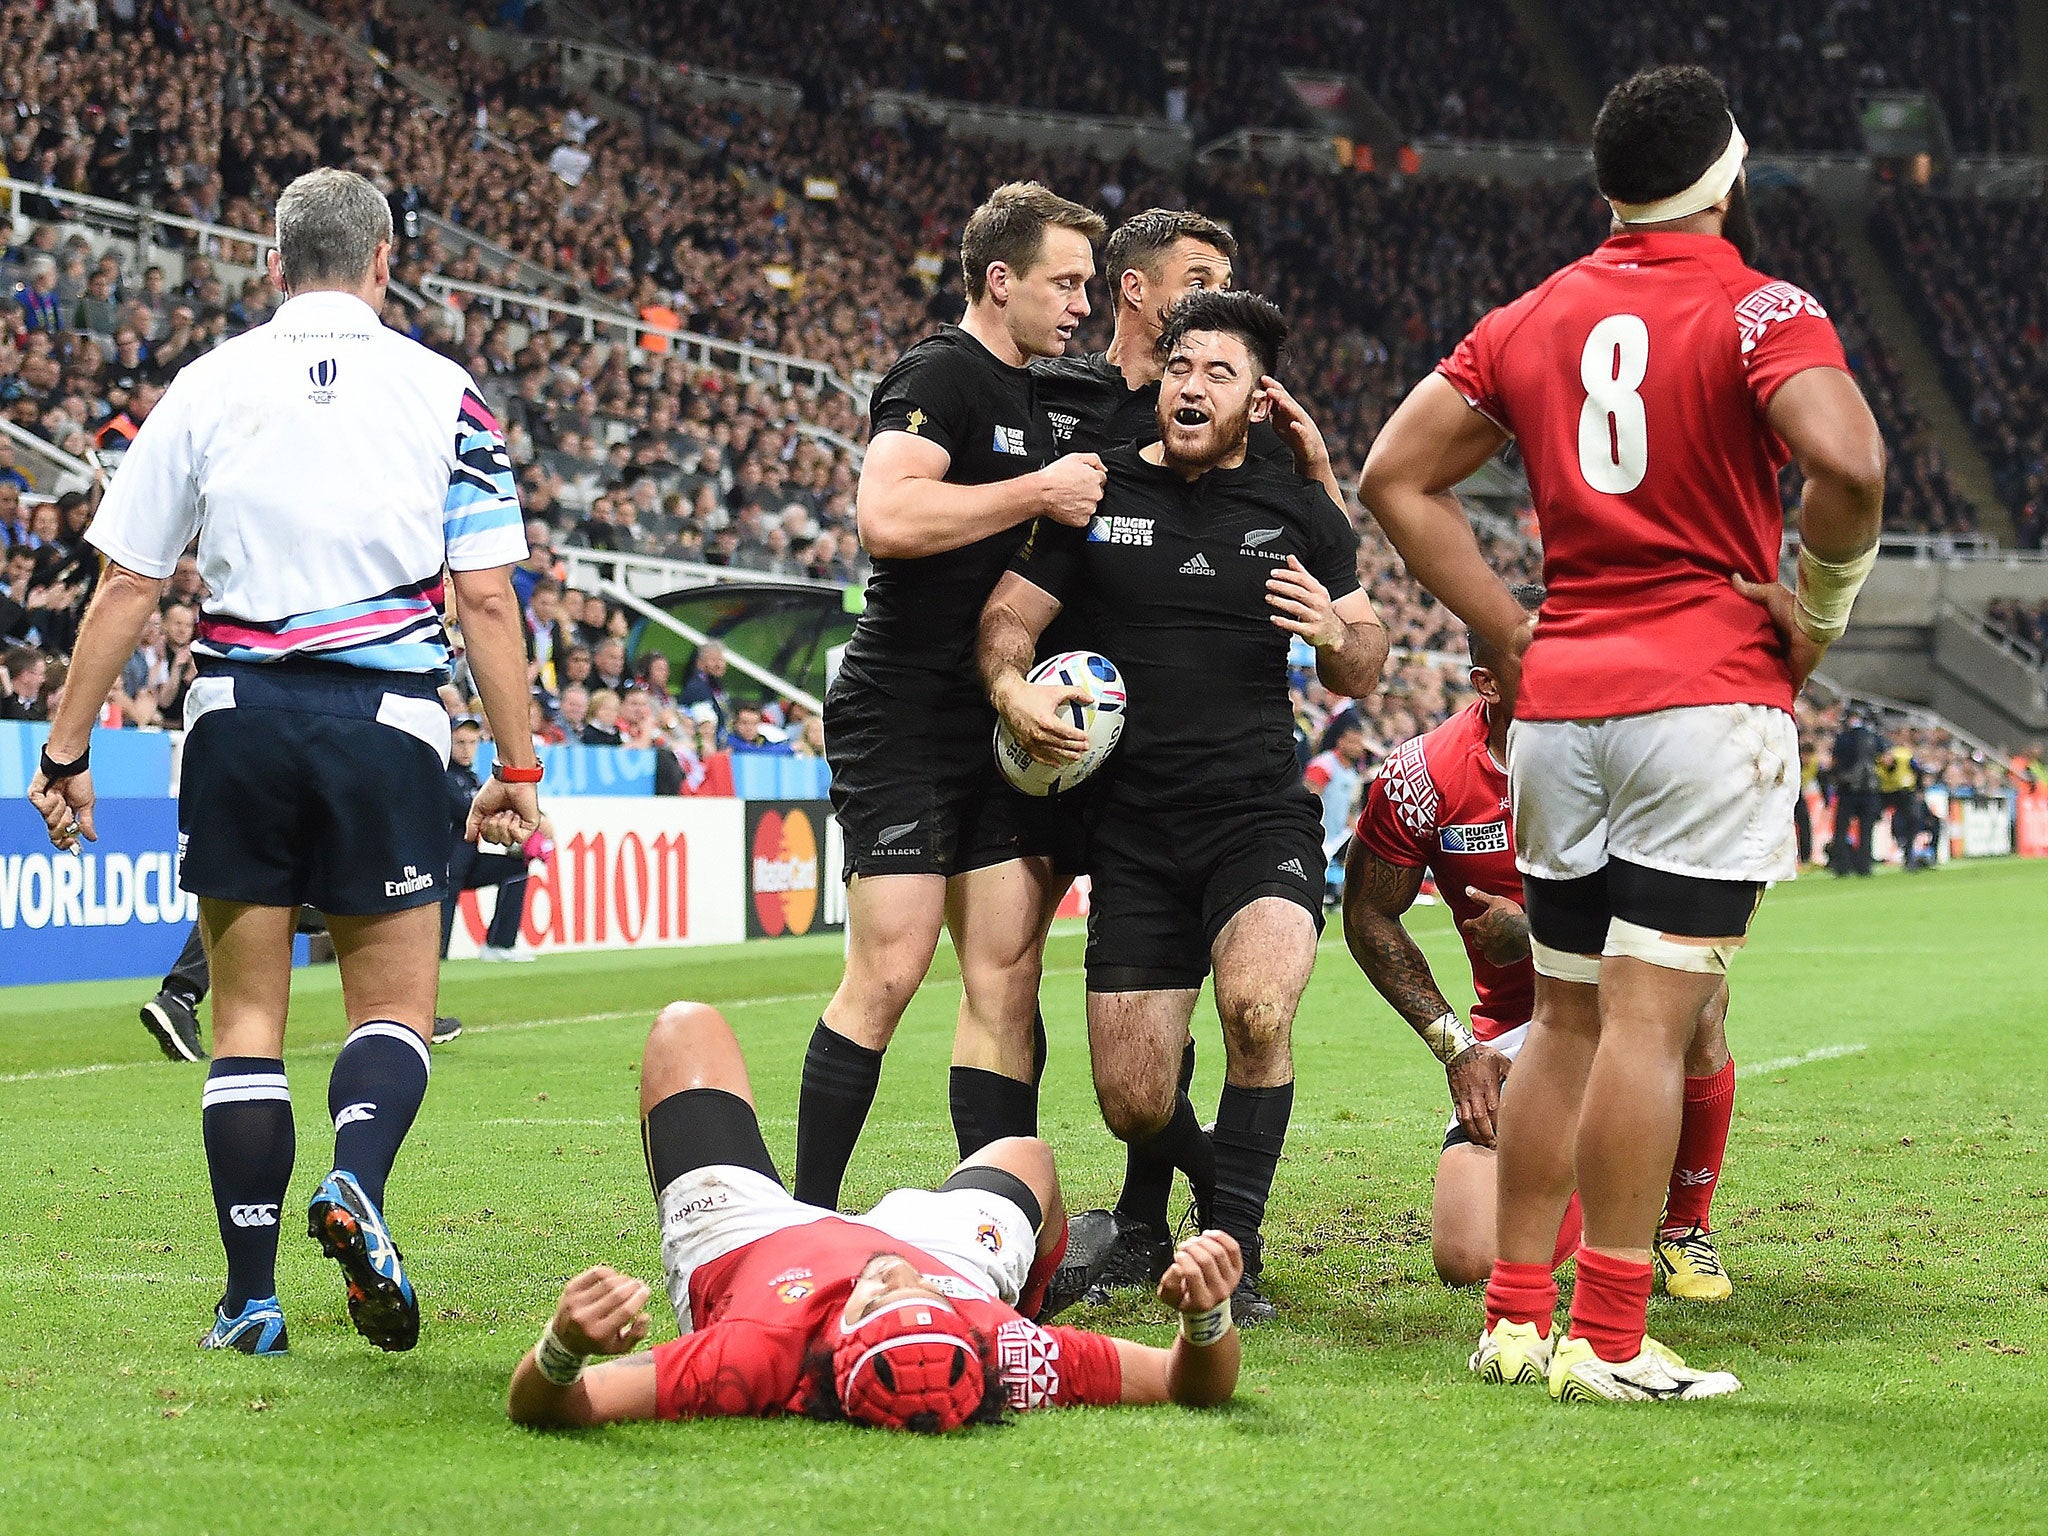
[492,761,544,784]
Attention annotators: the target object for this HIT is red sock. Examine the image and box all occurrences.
[1018,1219,1068,1320]
[1550,1192,1584,1271]
[1483,1260,1557,1335]
[1567,1247,1654,1363]
[1664,1058,1736,1234]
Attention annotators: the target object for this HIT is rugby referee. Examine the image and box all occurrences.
[28,169,540,1357]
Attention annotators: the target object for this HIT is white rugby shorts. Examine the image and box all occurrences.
[1507,704,1800,886]
[657,1166,1036,1332]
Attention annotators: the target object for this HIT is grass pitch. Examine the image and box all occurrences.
[3,860,2044,1534]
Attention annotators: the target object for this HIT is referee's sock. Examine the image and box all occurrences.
[203,1058,295,1312]
[948,1066,1037,1160]
[1113,1036,1200,1234]
[1211,1079,1295,1274]
[794,1021,883,1208]
[327,1022,430,1213]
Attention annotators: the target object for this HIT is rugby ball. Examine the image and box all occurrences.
[994,650,1127,797]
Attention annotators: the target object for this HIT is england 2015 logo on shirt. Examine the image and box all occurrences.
[1440,822,1509,855]
[993,424,1028,455]
[1087,515,1153,546]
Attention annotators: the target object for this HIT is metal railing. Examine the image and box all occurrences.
[0,177,274,269]
[1805,670,2017,767]
[419,274,869,406]
[560,546,842,598]
[0,417,94,497]
[1942,599,2048,676]
[413,210,627,314]
[1781,529,2048,564]
[548,38,803,115]
[865,90,1193,168]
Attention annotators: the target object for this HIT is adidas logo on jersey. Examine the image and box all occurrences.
[229,1204,279,1228]
[1179,553,1216,577]
[1277,857,1306,879]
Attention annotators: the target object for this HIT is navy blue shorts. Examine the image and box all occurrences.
[178,661,451,916]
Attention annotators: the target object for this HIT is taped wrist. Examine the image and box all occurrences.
[533,1320,588,1386]
[1179,1298,1234,1348]
[1794,543,1877,644]
[1420,1012,1476,1066]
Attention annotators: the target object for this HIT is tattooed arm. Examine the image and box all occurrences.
[1341,840,1450,1029]
[1342,839,1514,1147]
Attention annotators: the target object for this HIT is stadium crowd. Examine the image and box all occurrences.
[0,0,2018,816]
[1986,598,2048,661]
[1564,0,2029,154]
[1873,188,2048,539]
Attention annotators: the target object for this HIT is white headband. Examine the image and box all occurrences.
[1608,115,1748,225]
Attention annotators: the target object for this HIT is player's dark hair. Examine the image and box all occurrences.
[1103,208,1237,296]
[798,1337,1011,1432]
[1155,290,1288,378]
[1467,582,1545,669]
[959,182,1107,304]
[1592,66,1735,207]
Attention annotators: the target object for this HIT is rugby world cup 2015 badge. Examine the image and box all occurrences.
[308,359,339,404]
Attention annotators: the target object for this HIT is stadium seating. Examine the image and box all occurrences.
[1871,188,2048,529]
[1563,0,2029,154]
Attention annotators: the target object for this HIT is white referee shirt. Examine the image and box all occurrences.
[88,289,528,676]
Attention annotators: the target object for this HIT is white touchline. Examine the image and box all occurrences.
[1736,1043,1866,1078]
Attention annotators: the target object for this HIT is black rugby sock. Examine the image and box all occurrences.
[948,1066,1038,1159]
[327,1022,430,1212]
[1113,1036,1201,1233]
[202,1057,295,1312]
[1117,1091,1215,1237]
[1212,1080,1295,1274]
[794,1021,883,1208]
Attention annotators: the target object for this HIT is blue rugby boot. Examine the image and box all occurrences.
[201,1294,288,1355]
[307,1170,419,1352]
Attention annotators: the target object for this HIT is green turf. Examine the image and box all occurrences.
[3,861,2043,1534]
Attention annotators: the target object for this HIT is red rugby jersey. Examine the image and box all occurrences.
[1354,702,1532,1040]
[1436,231,1849,721]
[651,1216,1122,1419]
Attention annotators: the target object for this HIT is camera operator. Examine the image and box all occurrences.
[1830,708,1883,877]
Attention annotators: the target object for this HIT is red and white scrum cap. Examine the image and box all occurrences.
[833,1297,987,1433]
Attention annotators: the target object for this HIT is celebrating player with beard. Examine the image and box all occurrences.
[799,183,1108,1212]
[1030,208,1338,1292]
[1361,66,1885,1402]
[1344,584,1740,1305]
[981,292,1387,1322]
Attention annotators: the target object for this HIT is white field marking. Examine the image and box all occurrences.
[1736,1043,1866,1078]
[482,1117,625,1127]
[0,1061,154,1085]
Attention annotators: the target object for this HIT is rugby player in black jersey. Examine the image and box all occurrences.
[796,183,1111,1213]
[1031,211,1340,1293]
[980,292,1388,1320]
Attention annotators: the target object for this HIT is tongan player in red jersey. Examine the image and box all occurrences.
[505,1002,1243,1432]
[1344,584,1736,1297]
[1360,66,1885,1403]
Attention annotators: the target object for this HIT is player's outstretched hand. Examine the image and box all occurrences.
[1266,555,1343,649]
[1446,1042,1513,1149]
[1732,572,1827,688]
[1260,376,1331,483]
[1036,452,1107,527]
[28,766,96,852]
[552,1265,654,1358]
[994,675,1093,765]
[1158,1230,1243,1314]
[1458,886,1530,966]
[466,775,541,848]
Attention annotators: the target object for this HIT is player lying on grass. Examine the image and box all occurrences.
[506,1002,1243,1431]
[1343,584,1740,1311]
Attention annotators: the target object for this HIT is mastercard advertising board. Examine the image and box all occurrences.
[745,799,846,939]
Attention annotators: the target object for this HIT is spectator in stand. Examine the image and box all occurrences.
[525,576,568,691]
[157,600,199,722]
[0,483,33,549]
[557,682,591,738]
[677,639,732,731]
[722,699,790,754]
[1,643,47,719]
[590,635,633,695]
[582,686,623,745]
[19,260,63,335]
[512,518,555,608]
[96,378,164,452]
[441,716,537,962]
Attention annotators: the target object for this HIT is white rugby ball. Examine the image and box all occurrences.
[994,650,1127,797]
